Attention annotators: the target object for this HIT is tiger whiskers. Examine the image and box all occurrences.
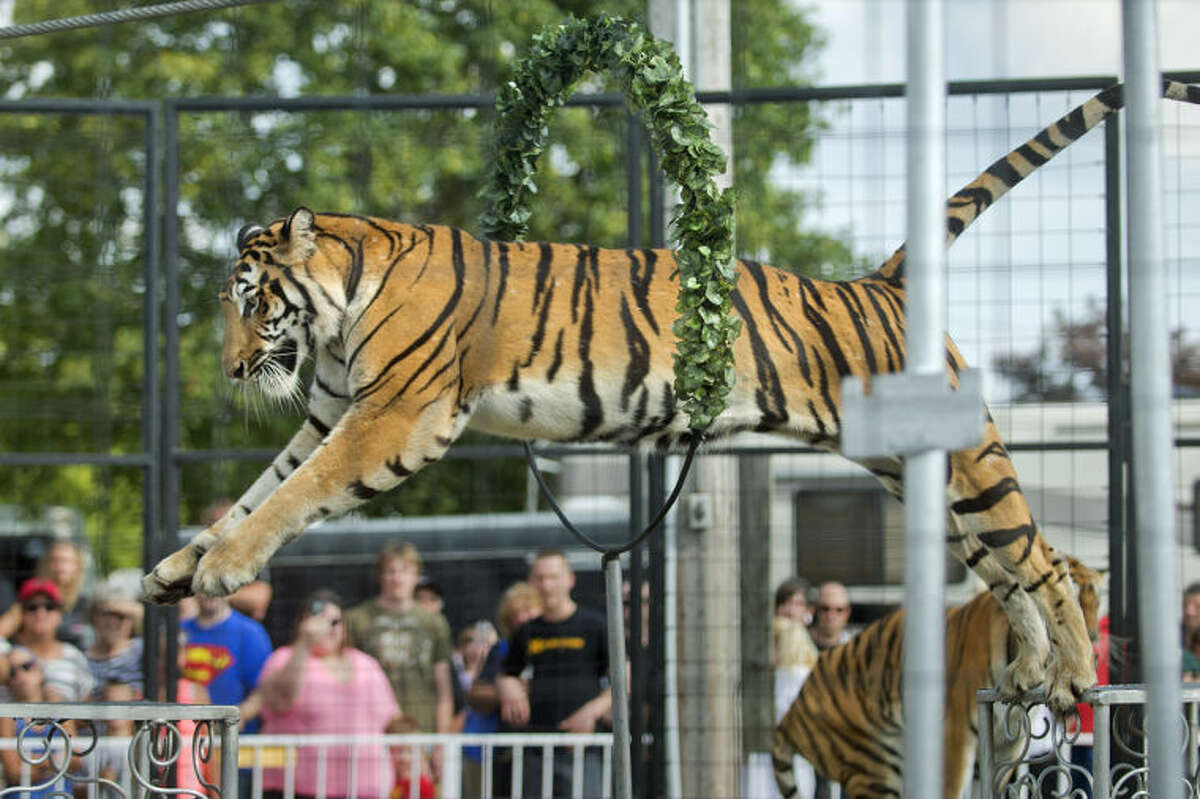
[231,379,267,429]
[256,357,306,416]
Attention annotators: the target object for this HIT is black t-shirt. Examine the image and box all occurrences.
[502,606,609,731]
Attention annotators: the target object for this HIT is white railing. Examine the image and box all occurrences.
[0,727,614,799]
[239,732,613,799]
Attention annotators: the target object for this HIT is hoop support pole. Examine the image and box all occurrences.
[605,556,634,799]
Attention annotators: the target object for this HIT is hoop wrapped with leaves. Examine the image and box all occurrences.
[478,14,738,430]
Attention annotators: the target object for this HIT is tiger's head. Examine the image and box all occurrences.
[219,207,320,399]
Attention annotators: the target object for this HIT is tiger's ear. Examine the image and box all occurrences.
[236,223,264,251]
[278,207,317,261]
[281,207,315,242]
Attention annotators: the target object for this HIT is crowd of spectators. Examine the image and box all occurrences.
[0,527,618,799]
[0,521,962,799]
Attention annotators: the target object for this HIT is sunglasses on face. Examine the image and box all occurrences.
[22,602,59,613]
[9,660,37,674]
[818,605,848,614]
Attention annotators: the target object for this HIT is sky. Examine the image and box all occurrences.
[805,0,1199,85]
[786,0,1200,403]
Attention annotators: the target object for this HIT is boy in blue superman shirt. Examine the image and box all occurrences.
[181,595,271,731]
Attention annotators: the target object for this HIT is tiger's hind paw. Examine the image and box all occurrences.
[998,652,1046,703]
[1046,652,1097,715]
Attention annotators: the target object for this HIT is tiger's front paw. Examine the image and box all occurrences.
[142,544,204,605]
[191,539,263,598]
[999,650,1047,702]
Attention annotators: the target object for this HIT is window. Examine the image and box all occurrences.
[794,481,966,585]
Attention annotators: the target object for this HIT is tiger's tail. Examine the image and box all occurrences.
[873,78,1200,282]
[772,724,803,799]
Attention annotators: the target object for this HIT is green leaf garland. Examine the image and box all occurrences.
[478,15,739,431]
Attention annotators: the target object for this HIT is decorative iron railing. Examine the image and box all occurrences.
[0,702,238,799]
[0,704,614,799]
[977,684,1200,797]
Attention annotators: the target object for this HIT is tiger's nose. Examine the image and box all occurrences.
[225,360,246,380]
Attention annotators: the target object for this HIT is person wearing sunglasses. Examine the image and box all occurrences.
[257,590,408,799]
[0,647,78,797]
[811,582,854,651]
[10,578,93,702]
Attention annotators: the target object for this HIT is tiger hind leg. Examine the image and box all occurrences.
[946,526,1049,699]
[853,455,1051,699]
[947,429,1095,711]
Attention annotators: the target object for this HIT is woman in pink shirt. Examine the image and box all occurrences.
[258,591,404,799]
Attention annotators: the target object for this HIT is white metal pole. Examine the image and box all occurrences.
[903,2,947,799]
[662,459,683,799]
[1122,0,1182,794]
[605,556,634,799]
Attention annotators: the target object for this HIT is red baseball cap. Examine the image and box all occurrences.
[18,578,62,606]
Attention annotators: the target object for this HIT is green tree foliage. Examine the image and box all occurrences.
[0,0,855,570]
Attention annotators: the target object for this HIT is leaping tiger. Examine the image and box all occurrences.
[143,79,1199,712]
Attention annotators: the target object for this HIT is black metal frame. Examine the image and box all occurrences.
[0,98,163,692]
[5,73,1200,796]
[155,76,1156,791]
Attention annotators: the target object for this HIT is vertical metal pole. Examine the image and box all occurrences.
[903,2,946,798]
[625,106,647,799]
[163,100,181,558]
[1122,2,1183,796]
[164,102,182,702]
[644,154,679,799]
[146,101,183,705]
[1104,113,1139,685]
[648,148,665,248]
[141,106,163,701]
[221,720,239,799]
[977,695,994,797]
[1094,702,1111,798]
[1188,700,1198,779]
[665,3,741,796]
[646,453,668,799]
[627,453,646,799]
[626,115,643,249]
[605,555,633,799]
